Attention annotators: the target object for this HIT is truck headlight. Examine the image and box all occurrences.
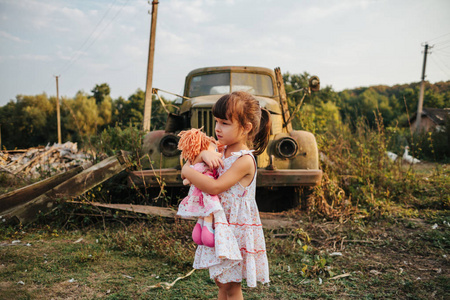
[160,134,180,157]
[275,137,298,158]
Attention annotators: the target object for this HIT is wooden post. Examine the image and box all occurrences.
[274,67,292,132]
[55,75,62,144]
[416,43,432,132]
[143,1,159,132]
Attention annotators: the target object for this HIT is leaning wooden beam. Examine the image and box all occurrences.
[66,201,293,229]
[2,151,130,224]
[68,201,180,219]
[0,165,89,213]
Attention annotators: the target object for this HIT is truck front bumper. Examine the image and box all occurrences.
[128,168,322,187]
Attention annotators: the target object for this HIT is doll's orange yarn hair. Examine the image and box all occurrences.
[177,128,215,162]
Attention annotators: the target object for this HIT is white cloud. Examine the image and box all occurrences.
[0,54,52,62]
[0,30,29,43]
[122,44,146,59]
[168,0,212,24]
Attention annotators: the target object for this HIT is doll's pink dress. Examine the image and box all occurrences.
[192,150,270,287]
[177,162,223,217]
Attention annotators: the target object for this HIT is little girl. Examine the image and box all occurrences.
[182,91,271,299]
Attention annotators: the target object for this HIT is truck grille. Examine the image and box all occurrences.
[192,108,215,137]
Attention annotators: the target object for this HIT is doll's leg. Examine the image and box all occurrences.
[192,217,204,245]
[202,213,215,247]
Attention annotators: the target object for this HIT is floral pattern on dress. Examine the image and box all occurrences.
[193,150,270,287]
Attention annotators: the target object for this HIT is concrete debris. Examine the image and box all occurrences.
[0,142,91,179]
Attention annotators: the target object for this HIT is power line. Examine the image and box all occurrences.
[58,0,128,76]
[433,39,450,48]
[433,49,450,57]
[427,31,450,42]
[57,0,119,76]
[430,56,450,78]
[432,54,450,77]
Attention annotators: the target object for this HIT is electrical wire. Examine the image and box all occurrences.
[427,31,450,42]
[433,50,450,57]
[430,55,450,78]
[58,0,129,76]
[432,53,450,71]
[57,0,119,76]
[433,44,450,51]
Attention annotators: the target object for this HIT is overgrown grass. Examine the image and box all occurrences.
[306,114,450,220]
[1,214,448,299]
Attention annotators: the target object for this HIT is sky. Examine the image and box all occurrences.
[0,0,449,107]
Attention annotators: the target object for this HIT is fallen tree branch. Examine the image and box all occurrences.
[147,269,196,290]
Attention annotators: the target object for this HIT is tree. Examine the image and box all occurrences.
[283,72,342,132]
[64,91,100,138]
[0,94,58,148]
[91,83,111,104]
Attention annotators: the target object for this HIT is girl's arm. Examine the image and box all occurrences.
[182,155,254,195]
[199,148,224,169]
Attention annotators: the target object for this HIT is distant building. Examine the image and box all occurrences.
[410,108,450,133]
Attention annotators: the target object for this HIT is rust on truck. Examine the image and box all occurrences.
[130,66,322,211]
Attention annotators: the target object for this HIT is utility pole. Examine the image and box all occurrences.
[415,43,432,131]
[143,0,159,132]
[55,75,62,144]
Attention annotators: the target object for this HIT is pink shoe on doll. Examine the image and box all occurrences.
[192,222,203,245]
[201,226,215,248]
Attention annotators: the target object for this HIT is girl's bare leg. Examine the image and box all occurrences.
[215,280,243,300]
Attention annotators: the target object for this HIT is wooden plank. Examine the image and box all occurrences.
[67,202,292,228]
[274,67,292,132]
[13,148,58,174]
[0,165,88,213]
[2,151,130,224]
[68,201,181,219]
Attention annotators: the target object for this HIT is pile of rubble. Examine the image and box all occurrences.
[0,142,92,179]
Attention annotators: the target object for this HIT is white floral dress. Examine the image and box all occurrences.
[193,150,270,287]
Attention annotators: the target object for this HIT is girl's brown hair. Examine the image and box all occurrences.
[212,91,271,155]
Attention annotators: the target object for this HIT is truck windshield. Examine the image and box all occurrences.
[188,72,274,97]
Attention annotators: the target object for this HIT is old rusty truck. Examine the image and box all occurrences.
[130,66,323,211]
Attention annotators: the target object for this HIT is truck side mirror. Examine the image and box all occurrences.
[309,76,320,92]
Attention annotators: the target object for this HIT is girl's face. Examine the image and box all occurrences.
[214,117,243,146]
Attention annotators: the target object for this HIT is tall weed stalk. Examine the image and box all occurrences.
[310,112,449,219]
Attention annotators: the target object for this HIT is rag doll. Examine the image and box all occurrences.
[176,128,223,248]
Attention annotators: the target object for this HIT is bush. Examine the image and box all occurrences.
[86,124,144,157]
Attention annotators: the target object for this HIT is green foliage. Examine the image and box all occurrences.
[312,113,450,219]
[338,81,450,129]
[0,84,174,149]
[91,83,111,104]
[0,93,60,148]
[88,125,144,157]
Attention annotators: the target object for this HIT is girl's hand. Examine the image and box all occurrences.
[200,150,223,169]
[181,160,189,179]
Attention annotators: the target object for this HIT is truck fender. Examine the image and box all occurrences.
[141,130,180,169]
[289,130,320,170]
